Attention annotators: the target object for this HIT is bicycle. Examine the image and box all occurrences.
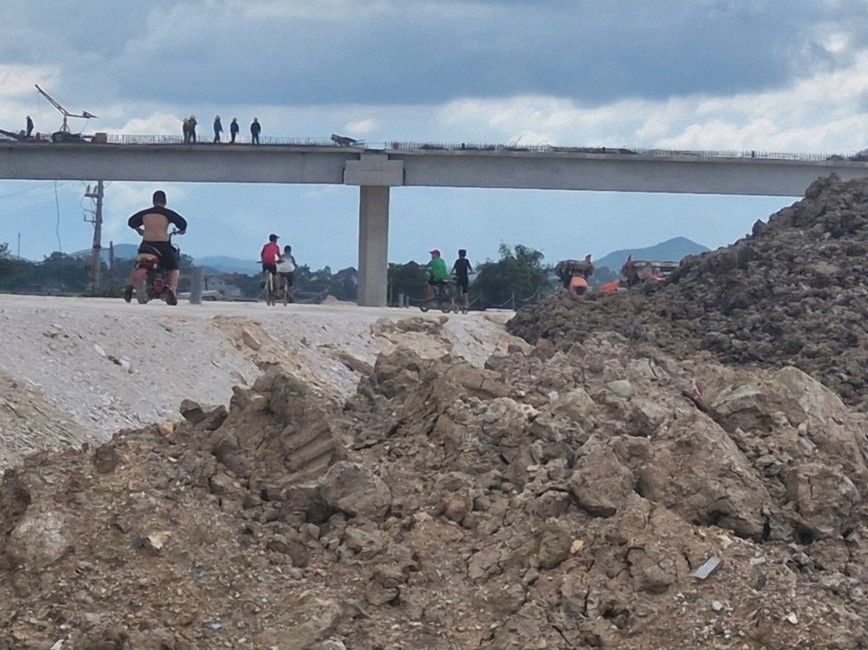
[280,273,294,305]
[262,270,276,306]
[420,277,460,313]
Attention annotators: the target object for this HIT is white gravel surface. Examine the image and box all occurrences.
[0,294,521,468]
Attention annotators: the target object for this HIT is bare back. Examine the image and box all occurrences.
[139,211,172,242]
[127,204,188,241]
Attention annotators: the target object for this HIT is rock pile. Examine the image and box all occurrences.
[3,174,868,647]
[0,333,866,648]
[508,174,868,410]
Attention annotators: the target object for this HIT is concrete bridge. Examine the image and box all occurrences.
[2,139,867,305]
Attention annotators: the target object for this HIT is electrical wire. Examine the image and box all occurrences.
[54,181,62,252]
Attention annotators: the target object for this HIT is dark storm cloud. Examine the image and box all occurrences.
[7,0,868,107]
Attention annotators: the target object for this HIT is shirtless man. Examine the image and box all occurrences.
[123,190,188,304]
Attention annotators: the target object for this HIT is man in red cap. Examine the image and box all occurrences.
[425,248,449,299]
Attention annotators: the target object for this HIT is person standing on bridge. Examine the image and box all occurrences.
[183,115,198,144]
[25,115,33,138]
[123,190,188,305]
[250,117,261,144]
[229,117,239,143]
[213,115,223,143]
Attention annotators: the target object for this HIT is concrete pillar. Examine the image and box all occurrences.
[357,186,390,306]
[190,267,204,304]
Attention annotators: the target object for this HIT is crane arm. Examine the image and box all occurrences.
[34,84,97,119]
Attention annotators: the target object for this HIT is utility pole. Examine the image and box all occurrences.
[84,181,104,292]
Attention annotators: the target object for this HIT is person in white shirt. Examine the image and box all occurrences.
[276,245,297,302]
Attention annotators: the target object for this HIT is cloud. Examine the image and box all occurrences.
[344,119,379,135]
[5,0,863,109]
[2,0,868,268]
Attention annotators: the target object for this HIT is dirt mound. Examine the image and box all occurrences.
[0,298,517,470]
[0,371,95,472]
[508,174,868,409]
[1,334,866,648]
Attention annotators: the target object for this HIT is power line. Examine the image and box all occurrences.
[54,181,62,252]
[0,181,79,204]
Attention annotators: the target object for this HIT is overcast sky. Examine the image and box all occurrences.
[2,0,868,270]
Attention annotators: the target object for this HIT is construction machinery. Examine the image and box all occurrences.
[35,84,97,143]
[0,128,30,142]
[599,257,679,293]
[554,255,595,295]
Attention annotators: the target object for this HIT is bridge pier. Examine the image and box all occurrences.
[345,153,404,306]
[357,186,390,306]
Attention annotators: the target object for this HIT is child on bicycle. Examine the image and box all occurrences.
[276,244,297,302]
[451,249,473,309]
[425,249,450,299]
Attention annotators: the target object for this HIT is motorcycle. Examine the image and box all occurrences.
[129,230,181,305]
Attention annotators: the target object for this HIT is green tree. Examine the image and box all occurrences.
[32,252,89,294]
[591,265,619,287]
[387,261,427,305]
[330,267,358,301]
[472,243,552,309]
[0,243,33,291]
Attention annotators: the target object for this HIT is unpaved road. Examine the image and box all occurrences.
[0,294,519,468]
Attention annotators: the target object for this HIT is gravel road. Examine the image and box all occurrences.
[0,294,518,467]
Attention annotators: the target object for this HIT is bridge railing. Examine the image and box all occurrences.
[42,133,860,163]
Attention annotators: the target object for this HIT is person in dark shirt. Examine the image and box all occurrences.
[452,249,473,309]
[123,190,188,304]
[229,118,239,143]
[250,118,261,144]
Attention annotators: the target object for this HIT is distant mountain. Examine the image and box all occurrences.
[67,247,259,275]
[70,244,139,262]
[594,237,709,271]
[195,256,260,275]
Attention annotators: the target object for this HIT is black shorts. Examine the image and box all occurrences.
[279,272,294,286]
[139,241,179,270]
[428,278,448,286]
[455,277,469,294]
[262,263,278,275]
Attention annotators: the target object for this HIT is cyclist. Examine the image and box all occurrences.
[260,234,280,296]
[276,244,297,302]
[425,249,450,300]
[123,190,187,305]
[451,249,473,309]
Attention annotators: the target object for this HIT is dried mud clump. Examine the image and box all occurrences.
[508,174,868,410]
[0,338,867,649]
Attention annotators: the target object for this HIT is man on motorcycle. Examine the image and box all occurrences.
[122,190,188,305]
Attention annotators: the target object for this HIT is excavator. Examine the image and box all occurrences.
[0,128,32,142]
[599,256,679,293]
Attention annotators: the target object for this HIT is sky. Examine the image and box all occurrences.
[2,0,868,271]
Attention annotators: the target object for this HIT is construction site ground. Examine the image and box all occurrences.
[2,176,868,650]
